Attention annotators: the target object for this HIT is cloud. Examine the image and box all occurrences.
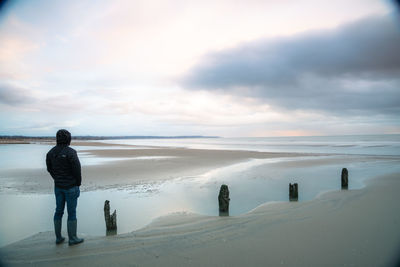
[103,88,286,127]
[0,82,90,113]
[0,83,37,105]
[0,16,41,80]
[181,15,400,115]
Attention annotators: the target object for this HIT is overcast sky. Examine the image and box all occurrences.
[0,0,399,137]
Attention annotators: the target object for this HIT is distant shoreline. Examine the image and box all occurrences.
[0,135,220,144]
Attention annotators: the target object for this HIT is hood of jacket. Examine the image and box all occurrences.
[56,129,71,146]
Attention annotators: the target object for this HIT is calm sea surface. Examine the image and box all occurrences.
[102,134,400,155]
[0,135,399,247]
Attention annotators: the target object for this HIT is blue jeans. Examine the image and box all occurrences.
[54,186,80,221]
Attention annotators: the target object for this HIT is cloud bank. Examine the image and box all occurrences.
[0,83,37,105]
[0,0,398,136]
[182,15,400,115]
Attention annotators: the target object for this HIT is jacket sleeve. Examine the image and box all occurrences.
[69,150,82,186]
[46,152,53,177]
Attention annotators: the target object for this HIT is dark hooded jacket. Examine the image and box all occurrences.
[46,130,81,189]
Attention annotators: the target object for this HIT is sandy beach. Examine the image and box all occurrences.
[0,141,308,194]
[2,140,395,195]
[1,171,399,266]
[0,138,399,266]
[1,141,400,266]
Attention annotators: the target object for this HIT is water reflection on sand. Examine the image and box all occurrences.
[1,153,399,247]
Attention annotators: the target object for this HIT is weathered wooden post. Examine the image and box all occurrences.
[104,200,117,235]
[341,168,348,189]
[218,184,230,216]
[289,183,298,201]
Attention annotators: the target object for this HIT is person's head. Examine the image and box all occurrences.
[56,129,71,146]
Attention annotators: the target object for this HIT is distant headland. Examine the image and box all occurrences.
[0,135,220,144]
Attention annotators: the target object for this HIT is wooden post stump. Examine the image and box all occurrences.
[218,184,230,216]
[104,200,117,235]
[289,183,298,201]
[341,168,348,189]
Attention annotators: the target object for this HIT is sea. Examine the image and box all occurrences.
[0,134,399,247]
[101,134,400,155]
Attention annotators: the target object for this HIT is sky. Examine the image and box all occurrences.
[0,0,399,137]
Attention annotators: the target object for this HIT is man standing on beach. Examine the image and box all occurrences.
[46,129,84,246]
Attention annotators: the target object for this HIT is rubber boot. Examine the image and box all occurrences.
[54,220,65,244]
[67,220,84,246]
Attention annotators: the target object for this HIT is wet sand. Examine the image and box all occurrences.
[1,173,399,266]
[1,141,400,266]
[0,141,306,193]
[0,143,393,194]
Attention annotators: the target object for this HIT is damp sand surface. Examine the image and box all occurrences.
[1,173,400,267]
[0,142,306,194]
[1,140,400,266]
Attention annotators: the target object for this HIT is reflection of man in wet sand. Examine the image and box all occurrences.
[46,129,84,246]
